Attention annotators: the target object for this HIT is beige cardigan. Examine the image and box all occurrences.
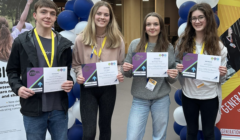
[72,33,125,77]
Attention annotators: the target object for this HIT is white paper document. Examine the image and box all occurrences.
[196,55,221,82]
[44,67,67,93]
[96,60,119,86]
[147,52,168,77]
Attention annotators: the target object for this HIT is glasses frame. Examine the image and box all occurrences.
[190,15,205,23]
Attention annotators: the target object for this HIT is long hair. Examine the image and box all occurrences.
[81,1,123,49]
[0,17,12,62]
[177,3,221,59]
[135,12,169,52]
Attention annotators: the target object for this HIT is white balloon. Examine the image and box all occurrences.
[45,130,51,140]
[59,30,76,44]
[178,22,187,37]
[176,0,196,9]
[68,109,75,129]
[198,112,221,130]
[215,113,221,124]
[72,100,81,122]
[74,21,88,36]
[173,106,187,126]
[70,68,76,84]
[196,0,219,8]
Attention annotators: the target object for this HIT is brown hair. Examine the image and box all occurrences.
[135,12,169,52]
[0,17,12,62]
[177,3,221,59]
[34,0,58,15]
[81,1,123,49]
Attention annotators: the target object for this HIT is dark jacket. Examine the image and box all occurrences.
[6,29,73,117]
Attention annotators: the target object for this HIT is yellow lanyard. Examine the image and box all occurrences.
[193,42,205,54]
[145,43,148,52]
[34,28,54,67]
[91,37,107,59]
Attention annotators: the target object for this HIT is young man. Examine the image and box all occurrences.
[6,0,73,140]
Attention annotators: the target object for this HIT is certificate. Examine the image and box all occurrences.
[82,63,98,87]
[147,52,168,77]
[196,55,221,82]
[132,52,147,76]
[43,67,67,93]
[96,60,119,86]
[182,53,198,78]
[27,67,43,93]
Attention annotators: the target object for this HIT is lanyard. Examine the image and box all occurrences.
[145,43,148,52]
[91,37,107,59]
[193,42,205,54]
[34,28,54,67]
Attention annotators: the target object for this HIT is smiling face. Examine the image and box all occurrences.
[33,7,57,29]
[94,6,110,29]
[145,16,160,38]
[191,10,207,33]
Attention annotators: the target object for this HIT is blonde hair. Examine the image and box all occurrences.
[81,1,123,48]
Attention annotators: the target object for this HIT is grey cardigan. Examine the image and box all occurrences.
[122,38,177,100]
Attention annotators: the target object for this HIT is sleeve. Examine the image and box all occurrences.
[117,38,125,74]
[6,38,23,95]
[122,40,136,78]
[219,42,228,84]
[11,28,21,40]
[166,44,178,84]
[72,35,83,77]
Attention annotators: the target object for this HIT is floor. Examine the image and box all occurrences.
[95,77,182,140]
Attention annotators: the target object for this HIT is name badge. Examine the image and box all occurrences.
[145,78,157,91]
[193,79,204,88]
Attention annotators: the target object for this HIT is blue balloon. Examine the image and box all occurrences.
[178,18,187,27]
[174,122,185,135]
[74,0,94,18]
[214,14,220,28]
[179,1,196,20]
[80,17,88,22]
[174,89,182,106]
[180,127,202,140]
[214,127,222,140]
[57,10,79,30]
[65,0,75,11]
[212,6,217,13]
[68,90,76,108]
[72,83,80,99]
[68,124,83,140]
[75,119,82,125]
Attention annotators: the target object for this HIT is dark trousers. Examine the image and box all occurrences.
[80,85,116,140]
[182,93,219,140]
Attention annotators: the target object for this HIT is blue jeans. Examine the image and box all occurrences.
[23,110,68,140]
[126,95,170,140]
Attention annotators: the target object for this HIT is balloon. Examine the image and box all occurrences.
[80,17,88,22]
[214,14,220,28]
[196,0,219,8]
[214,126,222,140]
[72,100,81,122]
[215,113,221,124]
[68,124,83,140]
[180,127,202,140]
[178,22,187,37]
[174,122,185,135]
[59,30,76,44]
[68,109,75,129]
[74,0,94,18]
[72,83,80,99]
[212,6,217,13]
[65,0,75,11]
[178,18,187,27]
[174,89,183,106]
[173,106,187,126]
[70,68,77,84]
[179,1,196,20]
[68,90,76,108]
[57,10,79,30]
[75,119,82,125]
[74,21,88,36]
[176,0,196,9]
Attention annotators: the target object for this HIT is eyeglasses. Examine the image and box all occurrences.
[191,16,205,23]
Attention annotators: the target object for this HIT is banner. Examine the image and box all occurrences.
[217,0,240,139]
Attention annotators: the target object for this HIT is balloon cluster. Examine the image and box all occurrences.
[177,0,220,37]
[57,0,93,31]
[173,89,222,140]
